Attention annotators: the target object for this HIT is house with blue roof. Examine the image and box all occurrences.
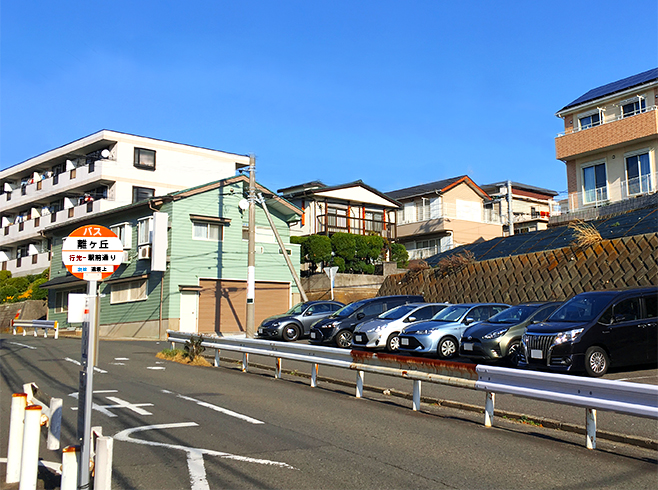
[555,68,658,218]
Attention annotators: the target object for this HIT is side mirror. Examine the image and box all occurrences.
[304,310,313,316]
[356,312,365,320]
[406,316,416,323]
[464,317,475,325]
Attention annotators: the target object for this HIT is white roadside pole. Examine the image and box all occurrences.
[62,225,122,488]
[324,266,338,300]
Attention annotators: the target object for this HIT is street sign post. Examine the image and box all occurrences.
[324,266,339,300]
[62,225,122,489]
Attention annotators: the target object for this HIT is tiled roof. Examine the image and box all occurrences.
[387,176,478,200]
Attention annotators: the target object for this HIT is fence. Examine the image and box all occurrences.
[167,331,658,450]
[12,319,59,339]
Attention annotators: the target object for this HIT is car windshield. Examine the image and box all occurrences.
[286,303,307,315]
[329,300,368,318]
[379,304,417,320]
[487,305,537,324]
[431,305,470,322]
[548,293,616,322]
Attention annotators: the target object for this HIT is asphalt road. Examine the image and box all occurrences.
[1,335,657,489]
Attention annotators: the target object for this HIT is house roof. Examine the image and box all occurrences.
[480,181,559,198]
[280,180,401,208]
[557,68,658,114]
[386,175,490,201]
[277,181,326,195]
[42,175,302,235]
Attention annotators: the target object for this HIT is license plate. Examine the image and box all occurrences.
[355,334,363,342]
[401,338,409,346]
[463,342,473,351]
[310,332,318,339]
[258,328,264,334]
[531,349,543,359]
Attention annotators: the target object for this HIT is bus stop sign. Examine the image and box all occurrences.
[62,225,123,281]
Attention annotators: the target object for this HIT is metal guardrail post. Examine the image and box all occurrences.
[214,349,220,367]
[6,393,28,484]
[484,392,495,427]
[61,446,80,490]
[275,358,282,379]
[413,380,422,411]
[19,404,42,490]
[311,364,318,388]
[586,409,597,450]
[94,436,113,490]
[242,353,249,372]
[54,321,59,340]
[356,371,364,398]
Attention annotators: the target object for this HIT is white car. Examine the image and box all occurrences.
[351,303,450,352]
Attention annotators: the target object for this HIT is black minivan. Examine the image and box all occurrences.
[310,295,425,348]
[519,287,657,376]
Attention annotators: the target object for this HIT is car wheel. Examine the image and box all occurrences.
[585,346,609,377]
[335,330,353,348]
[282,324,300,342]
[386,333,401,352]
[437,337,458,359]
[506,341,521,367]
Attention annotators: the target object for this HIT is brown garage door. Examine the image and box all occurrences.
[198,279,290,335]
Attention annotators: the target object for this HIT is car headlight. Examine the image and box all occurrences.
[553,328,584,345]
[482,328,508,340]
[270,321,280,327]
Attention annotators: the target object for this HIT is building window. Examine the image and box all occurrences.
[111,223,132,249]
[193,222,222,241]
[110,279,147,304]
[579,112,600,130]
[626,152,652,195]
[55,289,84,313]
[622,97,646,118]
[132,186,155,203]
[137,217,153,245]
[134,148,156,170]
[582,163,607,203]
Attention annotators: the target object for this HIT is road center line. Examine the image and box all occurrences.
[64,357,107,373]
[161,390,264,425]
[7,341,37,350]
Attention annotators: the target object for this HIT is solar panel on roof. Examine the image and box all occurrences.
[559,68,658,112]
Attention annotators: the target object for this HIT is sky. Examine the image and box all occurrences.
[1,1,657,200]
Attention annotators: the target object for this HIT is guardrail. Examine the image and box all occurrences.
[167,331,658,450]
[12,319,59,339]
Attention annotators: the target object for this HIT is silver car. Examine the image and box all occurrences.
[398,303,510,358]
[352,303,450,351]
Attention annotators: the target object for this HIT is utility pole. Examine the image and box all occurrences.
[507,180,515,236]
[246,155,256,338]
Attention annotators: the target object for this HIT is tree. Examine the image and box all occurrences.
[390,243,409,269]
[306,234,332,270]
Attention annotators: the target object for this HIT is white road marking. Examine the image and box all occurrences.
[114,423,295,490]
[110,362,125,365]
[148,366,166,370]
[68,390,119,418]
[7,341,37,350]
[615,375,657,382]
[115,357,130,360]
[104,396,154,415]
[64,357,107,373]
[162,390,264,425]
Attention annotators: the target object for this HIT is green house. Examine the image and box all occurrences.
[41,176,302,339]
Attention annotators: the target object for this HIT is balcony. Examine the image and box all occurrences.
[315,215,396,240]
[555,106,658,160]
[1,159,117,214]
[0,198,118,247]
[1,251,51,277]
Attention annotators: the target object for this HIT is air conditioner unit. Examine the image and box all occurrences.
[138,245,151,260]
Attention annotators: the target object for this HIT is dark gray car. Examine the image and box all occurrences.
[257,300,344,341]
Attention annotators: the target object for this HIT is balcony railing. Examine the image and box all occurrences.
[316,215,396,239]
[399,202,502,226]
[565,171,657,212]
[0,251,51,277]
[557,105,657,137]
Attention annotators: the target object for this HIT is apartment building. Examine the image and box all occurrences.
[278,180,400,240]
[555,68,657,217]
[0,130,249,276]
[386,176,501,260]
[479,181,558,235]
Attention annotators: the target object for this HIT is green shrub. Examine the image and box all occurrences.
[390,243,409,268]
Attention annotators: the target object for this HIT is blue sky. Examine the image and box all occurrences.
[2,1,656,199]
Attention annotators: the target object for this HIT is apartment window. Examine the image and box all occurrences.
[579,112,600,130]
[132,186,155,203]
[110,279,147,304]
[137,217,152,245]
[193,222,222,241]
[582,162,608,203]
[111,223,133,249]
[134,148,156,170]
[622,97,646,118]
[626,152,652,195]
[55,288,85,313]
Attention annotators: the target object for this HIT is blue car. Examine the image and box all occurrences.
[398,303,510,359]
